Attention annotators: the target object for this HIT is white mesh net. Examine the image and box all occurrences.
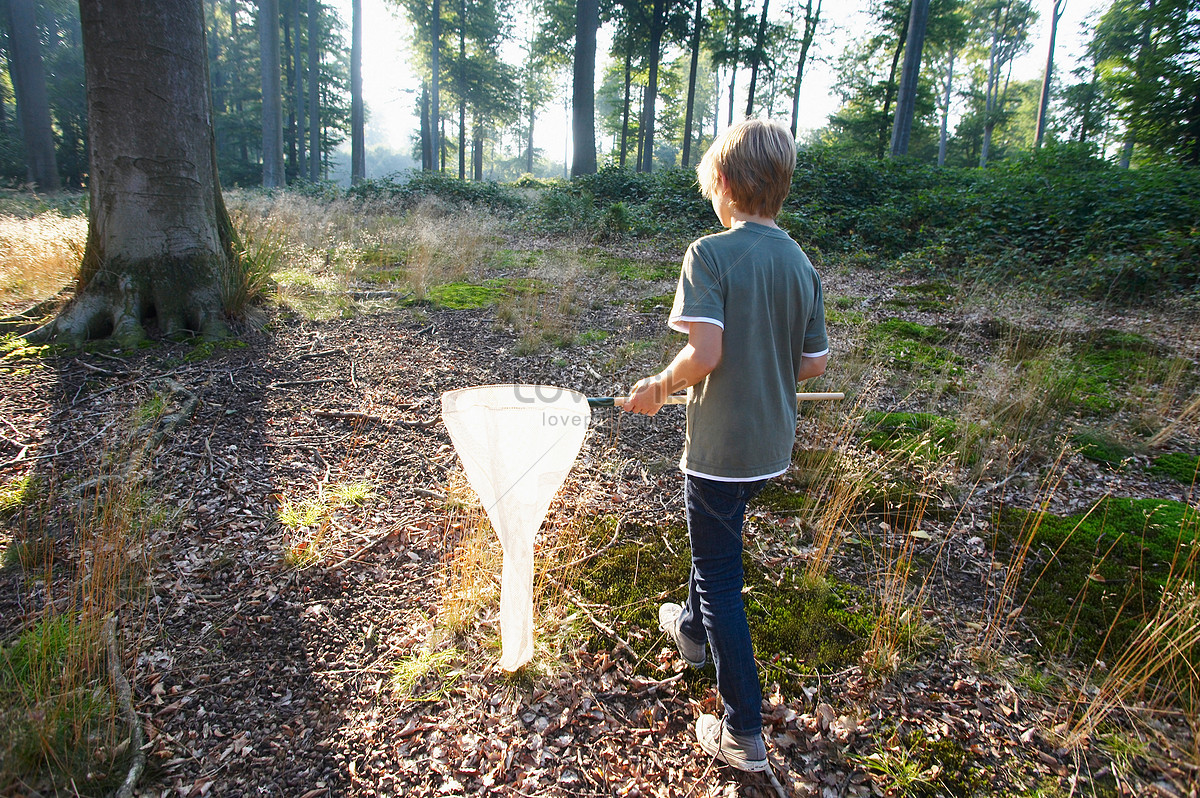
[440,385,591,671]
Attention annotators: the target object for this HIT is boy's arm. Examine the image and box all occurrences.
[623,322,723,416]
[797,353,828,382]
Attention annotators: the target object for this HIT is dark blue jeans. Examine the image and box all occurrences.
[677,473,768,735]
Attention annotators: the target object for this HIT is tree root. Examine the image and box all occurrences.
[0,291,70,334]
[104,614,146,798]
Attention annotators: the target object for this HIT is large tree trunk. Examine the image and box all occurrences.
[681,0,703,168]
[570,0,599,176]
[350,0,364,183]
[260,0,285,187]
[744,0,770,117]
[889,0,930,157]
[789,0,820,137]
[638,0,666,173]
[5,0,59,190]
[307,0,320,179]
[42,0,235,346]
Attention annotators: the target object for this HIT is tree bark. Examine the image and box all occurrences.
[420,83,432,170]
[979,2,1007,168]
[5,0,59,190]
[292,0,306,178]
[937,49,954,166]
[351,0,364,183]
[260,0,285,187]
[744,0,770,117]
[42,0,235,346]
[681,0,703,168]
[889,0,930,157]
[1035,0,1065,147]
[472,118,483,180]
[571,0,599,176]
[458,0,466,180]
[430,0,441,172]
[877,5,909,160]
[526,97,535,173]
[307,0,320,179]
[638,0,666,173]
[789,0,820,138]
[283,8,297,176]
[619,38,631,168]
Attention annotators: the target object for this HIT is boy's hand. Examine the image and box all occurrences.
[623,376,667,416]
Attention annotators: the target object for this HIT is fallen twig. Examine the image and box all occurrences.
[104,614,145,798]
[314,409,384,424]
[269,377,341,389]
[560,584,639,662]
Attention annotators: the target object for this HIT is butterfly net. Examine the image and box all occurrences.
[440,385,591,671]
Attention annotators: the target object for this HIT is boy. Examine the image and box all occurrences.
[622,118,828,772]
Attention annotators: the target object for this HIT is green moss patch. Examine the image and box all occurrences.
[1149,452,1199,485]
[634,293,674,314]
[998,497,1199,660]
[862,411,974,464]
[1072,430,1134,467]
[425,281,505,309]
[585,251,674,282]
[421,277,548,310]
[1042,329,1190,416]
[867,319,964,374]
[0,616,128,794]
[752,482,813,515]
[573,522,871,692]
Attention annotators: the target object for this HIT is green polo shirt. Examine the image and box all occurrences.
[668,221,828,481]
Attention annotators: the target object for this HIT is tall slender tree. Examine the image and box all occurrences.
[1034,0,1065,146]
[292,0,306,177]
[4,0,59,189]
[976,0,1036,167]
[571,0,599,174]
[260,0,285,187]
[681,0,703,166]
[890,0,931,156]
[743,0,770,115]
[788,0,821,137]
[431,0,442,170]
[307,0,320,178]
[350,0,364,182]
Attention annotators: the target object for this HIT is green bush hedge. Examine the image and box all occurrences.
[341,151,1199,299]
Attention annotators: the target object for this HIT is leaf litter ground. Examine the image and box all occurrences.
[0,265,1198,798]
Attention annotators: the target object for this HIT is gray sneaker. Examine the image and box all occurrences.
[658,602,706,668]
[695,713,769,772]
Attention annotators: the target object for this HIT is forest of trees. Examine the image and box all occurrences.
[1,0,1198,189]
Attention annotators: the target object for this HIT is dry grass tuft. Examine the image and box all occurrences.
[0,415,157,793]
[1066,500,1200,750]
[0,212,86,312]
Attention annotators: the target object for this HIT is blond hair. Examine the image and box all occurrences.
[696,118,797,219]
